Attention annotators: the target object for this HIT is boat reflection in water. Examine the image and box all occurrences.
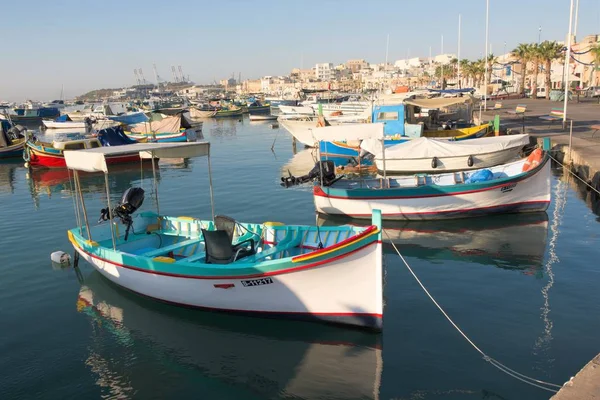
[77,271,383,399]
[319,212,549,274]
[0,161,21,194]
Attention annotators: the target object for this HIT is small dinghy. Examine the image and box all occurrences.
[64,142,383,330]
[249,114,278,121]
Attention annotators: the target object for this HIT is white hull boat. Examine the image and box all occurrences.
[42,120,88,129]
[311,148,550,221]
[278,105,315,115]
[278,115,369,147]
[64,142,384,330]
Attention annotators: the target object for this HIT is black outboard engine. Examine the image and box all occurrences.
[281,160,338,188]
[6,124,27,141]
[99,187,145,241]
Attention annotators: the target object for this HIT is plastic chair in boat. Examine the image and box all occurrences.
[201,229,256,264]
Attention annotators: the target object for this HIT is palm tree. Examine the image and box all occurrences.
[528,43,541,99]
[512,43,532,96]
[589,45,600,87]
[485,53,497,87]
[537,40,565,99]
[459,59,470,87]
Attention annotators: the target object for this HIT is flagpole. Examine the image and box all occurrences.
[458,14,461,88]
[484,0,489,111]
[563,0,575,128]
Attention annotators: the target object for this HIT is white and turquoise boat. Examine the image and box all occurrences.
[64,142,384,330]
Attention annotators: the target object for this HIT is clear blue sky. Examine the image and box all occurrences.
[2,0,599,101]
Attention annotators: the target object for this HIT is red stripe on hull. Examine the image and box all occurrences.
[30,149,141,168]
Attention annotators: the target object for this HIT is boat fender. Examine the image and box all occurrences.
[51,251,71,267]
[431,157,438,169]
[467,155,474,167]
[522,148,543,172]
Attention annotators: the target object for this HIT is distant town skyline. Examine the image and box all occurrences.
[2,0,600,101]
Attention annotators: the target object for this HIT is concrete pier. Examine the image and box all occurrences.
[551,353,600,400]
[482,98,600,192]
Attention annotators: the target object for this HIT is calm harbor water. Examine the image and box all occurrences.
[1,118,599,400]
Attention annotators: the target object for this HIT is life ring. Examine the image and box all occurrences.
[522,148,543,172]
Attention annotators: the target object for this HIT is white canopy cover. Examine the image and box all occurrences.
[310,122,384,143]
[363,134,530,159]
[64,142,210,173]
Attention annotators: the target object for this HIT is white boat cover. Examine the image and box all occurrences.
[362,134,530,159]
[310,123,384,143]
[129,115,182,133]
[64,142,210,173]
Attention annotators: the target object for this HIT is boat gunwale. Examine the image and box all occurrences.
[68,223,380,280]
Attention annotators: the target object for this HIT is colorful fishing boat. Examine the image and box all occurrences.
[247,101,271,115]
[127,113,201,143]
[284,124,551,221]
[26,127,141,168]
[214,106,243,118]
[64,142,384,330]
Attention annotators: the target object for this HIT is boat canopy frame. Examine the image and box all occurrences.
[64,142,215,250]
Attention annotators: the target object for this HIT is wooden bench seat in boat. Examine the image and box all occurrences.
[142,238,202,258]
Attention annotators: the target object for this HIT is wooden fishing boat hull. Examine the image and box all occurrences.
[126,128,198,143]
[214,109,243,118]
[314,155,551,221]
[68,214,383,330]
[248,105,271,115]
[26,143,141,168]
[42,120,87,129]
[0,138,25,159]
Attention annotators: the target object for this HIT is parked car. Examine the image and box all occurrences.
[582,86,600,97]
[525,87,547,98]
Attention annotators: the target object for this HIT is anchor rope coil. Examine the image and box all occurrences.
[383,230,561,393]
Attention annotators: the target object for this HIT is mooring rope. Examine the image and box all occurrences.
[548,153,600,196]
[384,230,562,393]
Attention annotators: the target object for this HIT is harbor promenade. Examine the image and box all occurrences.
[482,98,600,190]
[551,353,600,400]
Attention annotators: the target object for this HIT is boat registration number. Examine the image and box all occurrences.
[241,277,273,287]
[500,183,516,193]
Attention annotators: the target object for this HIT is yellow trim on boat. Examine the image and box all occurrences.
[292,228,379,263]
[153,256,176,263]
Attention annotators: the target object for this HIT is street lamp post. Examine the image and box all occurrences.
[563,0,574,129]
[538,26,542,44]
[484,0,489,111]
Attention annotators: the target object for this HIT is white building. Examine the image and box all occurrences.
[434,54,457,64]
[315,63,334,81]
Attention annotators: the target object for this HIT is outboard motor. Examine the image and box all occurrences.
[281,160,338,188]
[99,187,145,241]
[6,124,27,141]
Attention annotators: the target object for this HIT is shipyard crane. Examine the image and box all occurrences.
[171,66,178,83]
[133,69,141,85]
[178,66,185,83]
[139,68,147,84]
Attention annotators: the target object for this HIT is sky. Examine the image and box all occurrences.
[2,0,599,101]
